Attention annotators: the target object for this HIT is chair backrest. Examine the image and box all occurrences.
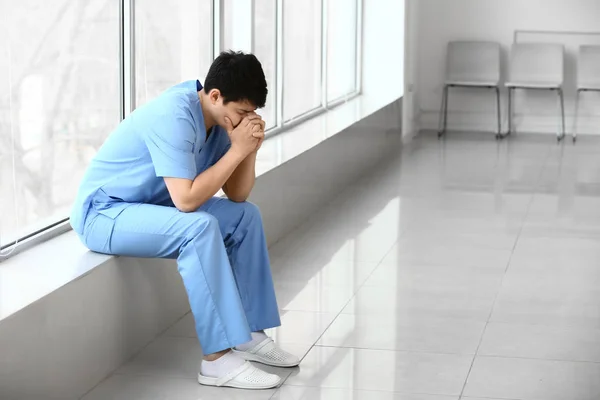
[578,45,600,89]
[509,43,564,85]
[446,41,501,84]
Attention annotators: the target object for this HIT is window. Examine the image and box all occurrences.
[222,0,252,53]
[222,0,276,130]
[0,0,120,249]
[282,0,323,121]
[0,0,365,255]
[135,0,213,107]
[326,0,359,102]
[253,0,277,129]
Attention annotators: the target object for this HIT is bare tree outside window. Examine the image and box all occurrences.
[0,0,120,246]
[282,0,322,121]
[135,0,213,107]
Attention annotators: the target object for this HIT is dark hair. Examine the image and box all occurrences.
[204,51,267,108]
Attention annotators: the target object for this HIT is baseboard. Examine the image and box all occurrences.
[418,110,600,135]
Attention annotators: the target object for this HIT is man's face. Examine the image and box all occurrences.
[213,95,257,130]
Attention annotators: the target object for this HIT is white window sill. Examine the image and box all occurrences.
[0,89,403,323]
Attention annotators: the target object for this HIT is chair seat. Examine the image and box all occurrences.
[506,81,562,89]
[446,80,499,87]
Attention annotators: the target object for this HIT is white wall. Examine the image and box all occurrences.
[411,0,600,135]
[0,256,191,400]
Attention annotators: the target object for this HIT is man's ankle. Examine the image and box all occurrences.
[203,349,231,362]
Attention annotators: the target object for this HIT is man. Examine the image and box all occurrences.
[71,51,299,390]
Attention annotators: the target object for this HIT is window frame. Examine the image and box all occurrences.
[0,0,364,258]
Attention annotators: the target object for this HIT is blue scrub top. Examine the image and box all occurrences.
[70,80,231,235]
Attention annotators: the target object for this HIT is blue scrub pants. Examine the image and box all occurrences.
[80,197,281,355]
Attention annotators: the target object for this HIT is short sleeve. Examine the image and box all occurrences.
[144,114,197,180]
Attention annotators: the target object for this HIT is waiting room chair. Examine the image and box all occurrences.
[573,45,600,143]
[438,41,502,139]
[505,43,565,141]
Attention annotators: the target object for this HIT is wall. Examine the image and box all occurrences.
[412,0,600,135]
[0,257,190,400]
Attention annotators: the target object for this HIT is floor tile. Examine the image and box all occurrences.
[479,322,600,362]
[521,214,600,240]
[292,226,399,265]
[399,207,525,235]
[269,311,339,346]
[285,346,472,396]
[81,374,275,400]
[344,282,497,322]
[363,263,505,295]
[272,258,380,290]
[381,239,513,270]
[528,193,600,218]
[464,356,600,400]
[398,229,518,250]
[304,192,409,236]
[275,280,356,314]
[318,313,485,354]
[272,386,457,400]
[390,192,531,216]
[509,236,600,270]
[490,267,600,328]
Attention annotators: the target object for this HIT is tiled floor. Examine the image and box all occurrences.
[82,132,600,400]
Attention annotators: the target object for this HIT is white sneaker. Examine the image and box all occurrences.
[233,337,301,368]
[198,361,282,390]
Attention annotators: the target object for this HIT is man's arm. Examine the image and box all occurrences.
[164,149,246,212]
[164,116,260,212]
[222,114,265,203]
[222,151,257,202]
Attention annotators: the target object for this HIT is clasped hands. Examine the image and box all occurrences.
[224,113,266,157]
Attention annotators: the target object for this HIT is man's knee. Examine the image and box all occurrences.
[240,201,261,217]
[186,212,220,238]
[229,200,262,222]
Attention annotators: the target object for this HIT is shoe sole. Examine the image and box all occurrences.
[197,373,281,390]
[233,349,301,368]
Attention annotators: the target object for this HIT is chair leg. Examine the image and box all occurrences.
[438,85,448,138]
[494,86,501,139]
[573,90,581,143]
[442,85,450,137]
[444,86,450,133]
[558,88,566,142]
[507,88,513,136]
